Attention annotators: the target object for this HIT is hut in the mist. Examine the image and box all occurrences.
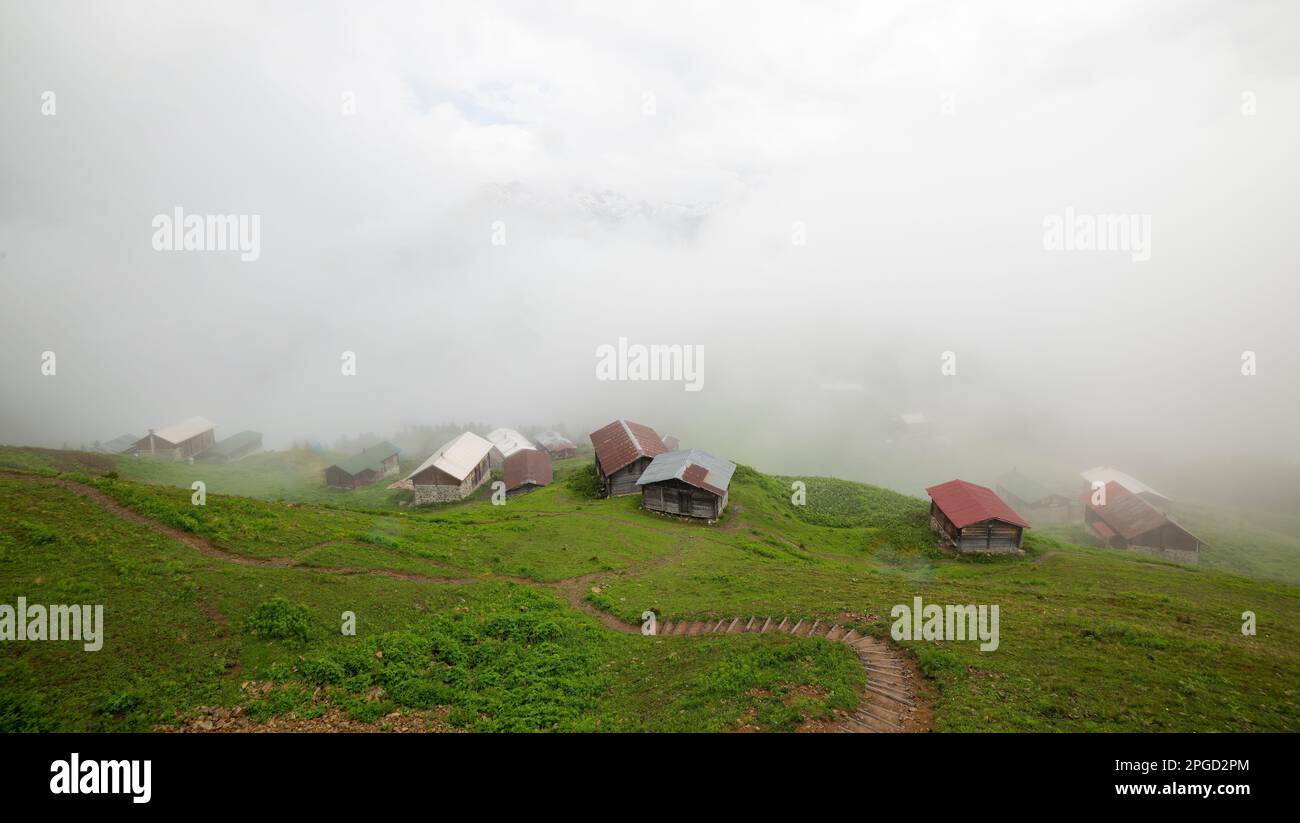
[1083,481,1202,564]
[325,441,400,488]
[590,419,668,497]
[926,479,1029,553]
[994,469,1078,525]
[128,416,216,461]
[503,447,553,493]
[637,448,735,522]
[1080,466,1171,511]
[95,434,139,454]
[534,430,578,459]
[406,432,494,504]
[201,430,263,463]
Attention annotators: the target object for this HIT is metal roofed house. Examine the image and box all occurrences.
[95,434,140,454]
[926,479,1029,554]
[129,416,216,461]
[1080,466,1171,511]
[200,430,263,463]
[590,418,668,497]
[994,468,1079,525]
[534,430,578,459]
[636,448,735,521]
[406,431,495,504]
[1083,481,1202,564]
[485,428,534,468]
[325,441,401,489]
[503,447,553,493]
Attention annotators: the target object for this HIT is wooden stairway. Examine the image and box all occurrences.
[654,616,921,733]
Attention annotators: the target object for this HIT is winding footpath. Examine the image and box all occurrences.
[3,471,930,732]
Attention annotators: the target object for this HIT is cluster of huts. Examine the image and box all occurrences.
[97,416,263,463]
[322,418,735,522]
[590,419,733,521]
[925,465,1202,564]
[323,428,578,504]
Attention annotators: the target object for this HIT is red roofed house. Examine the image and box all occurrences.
[503,447,553,493]
[589,419,668,497]
[1083,481,1202,564]
[926,479,1029,554]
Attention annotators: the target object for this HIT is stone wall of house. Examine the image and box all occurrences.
[413,471,488,505]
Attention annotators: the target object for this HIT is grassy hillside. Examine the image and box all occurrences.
[1,445,1297,732]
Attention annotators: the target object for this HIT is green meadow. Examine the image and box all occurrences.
[1,445,1296,732]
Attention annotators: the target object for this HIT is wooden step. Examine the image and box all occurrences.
[759,617,773,634]
[744,616,757,632]
[673,621,689,636]
[840,629,860,644]
[659,620,673,636]
[858,701,907,726]
[825,625,844,641]
[848,711,901,733]
[808,620,824,637]
[712,618,728,633]
[776,617,790,633]
[866,683,915,707]
[790,619,805,636]
[726,617,742,634]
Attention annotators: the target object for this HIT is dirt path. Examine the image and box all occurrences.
[5,471,930,733]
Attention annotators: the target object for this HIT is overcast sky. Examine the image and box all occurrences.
[2,0,1298,496]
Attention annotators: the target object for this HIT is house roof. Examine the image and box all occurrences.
[207,430,262,457]
[926,479,1030,529]
[1083,481,1185,541]
[1081,466,1169,502]
[99,434,139,454]
[534,430,577,451]
[661,434,680,451]
[636,448,735,496]
[590,419,667,475]
[407,432,494,482]
[1089,520,1117,541]
[485,428,534,459]
[333,441,400,476]
[504,447,552,490]
[147,416,215,445]
[995,469,1062,505]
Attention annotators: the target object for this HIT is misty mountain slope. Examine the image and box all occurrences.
[1,446,1297,731]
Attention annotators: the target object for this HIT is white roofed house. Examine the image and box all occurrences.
[128,416,216,461]
[406,432,495,504]
[484,428,533,468]
[636,448,736,522]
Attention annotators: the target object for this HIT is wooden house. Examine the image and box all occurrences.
[590,419,668,497]
[1083,481,1202,564]
[534,430,577,459]
[325,441,400,489]
[200,430,263,463]
[503,447,553,493]
[926,479,1029,553]
[129,417,216,461]
[994,469,1078,525]
[406,432,494,504]
[636,448,734,521]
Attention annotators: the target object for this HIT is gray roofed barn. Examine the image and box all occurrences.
[636,448,735,521]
